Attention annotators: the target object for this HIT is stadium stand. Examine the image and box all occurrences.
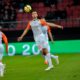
[0,0,80,30]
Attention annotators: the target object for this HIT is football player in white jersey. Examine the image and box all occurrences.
[18,11,63,71]
[0,31,8,77]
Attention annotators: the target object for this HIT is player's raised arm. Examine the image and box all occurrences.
[40,19,63,29]
[18,22,30,41]
[2,33,8,53]
[47,22,63,29]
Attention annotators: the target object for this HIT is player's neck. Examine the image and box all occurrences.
[33,18,38,21]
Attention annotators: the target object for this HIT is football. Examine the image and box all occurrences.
[24,5,32,13]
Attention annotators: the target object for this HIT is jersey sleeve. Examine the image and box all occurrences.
[40,19,48,26]
[26,22,31,30]
[48,26,51,32]
[40,19,51,32]
[2,32,8,53]
[2,33,8,44]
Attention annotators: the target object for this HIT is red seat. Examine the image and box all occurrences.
[38,2,44,8]
[73,19,80,27]
[60,20,66,27]
[32,3,38,8]
[73,8,79,18]
[16,13,23,21]
[66,20,73,27]
[57,3,67,10]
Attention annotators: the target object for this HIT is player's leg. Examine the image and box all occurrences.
[44,54,59,65]
[40,50,48,64]
[51,55,59,64]
[0,45,5,77]
[45,42,59,65]
[43,32,59,65]
[0,54,4,77]
[42,48,53,71]
[36,42,53,70]
[44,56,48,64]
[35,34,53,70]
[44,44,49,64]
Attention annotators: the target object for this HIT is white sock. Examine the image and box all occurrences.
[0,63,4,76]
[46,53,53,67]
[51,55,58,59]
[0,63,3,69]
[44,56,47,61]
[0,62,3,67]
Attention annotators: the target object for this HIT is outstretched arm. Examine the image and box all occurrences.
[47,22,63,29]
[2,33,8,53]
[40,19,63,29]
[18,22,30,41]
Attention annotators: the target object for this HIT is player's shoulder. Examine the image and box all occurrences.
[0,31,5,36]
[40,18,46,21]
[27,20,32,25]
[0,31,3,34]
[29,20,34,23]
[40,18,47,24]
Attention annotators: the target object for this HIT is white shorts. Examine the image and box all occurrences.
[0,44,4,60]
[34,34,50,52]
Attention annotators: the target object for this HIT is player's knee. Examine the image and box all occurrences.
[42,48,48,55]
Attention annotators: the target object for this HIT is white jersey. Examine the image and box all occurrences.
[0,31,2,44]
[28,19,50,51]
[30,19,44,39]
[41,26,49,41]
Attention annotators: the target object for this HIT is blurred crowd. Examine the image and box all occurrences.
[0,0,33,28]
[0,0,17,28]
[0,0,80,28]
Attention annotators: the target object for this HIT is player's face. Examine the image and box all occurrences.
[32,12,38,19]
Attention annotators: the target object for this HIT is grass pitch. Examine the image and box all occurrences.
[0,54,80,80]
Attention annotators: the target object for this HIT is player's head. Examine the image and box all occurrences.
[32,11,38,19]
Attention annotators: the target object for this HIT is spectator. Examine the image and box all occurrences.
[45,11,56,20]
[10,6,16,21]
[44,0,58,7]
[9,6,17,28]
[55,5,67,19]
[3,5,10,28]
[45,5,57,20]
[18,0,25,12]
[11,0,19,9]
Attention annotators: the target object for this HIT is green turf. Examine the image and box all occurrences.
[0,54,80,80]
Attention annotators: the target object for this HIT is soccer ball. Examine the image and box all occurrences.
[24,5,32,13]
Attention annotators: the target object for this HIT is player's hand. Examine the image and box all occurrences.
[17,36,23,41]
[61,26,63,29]
[58,26,63,29]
